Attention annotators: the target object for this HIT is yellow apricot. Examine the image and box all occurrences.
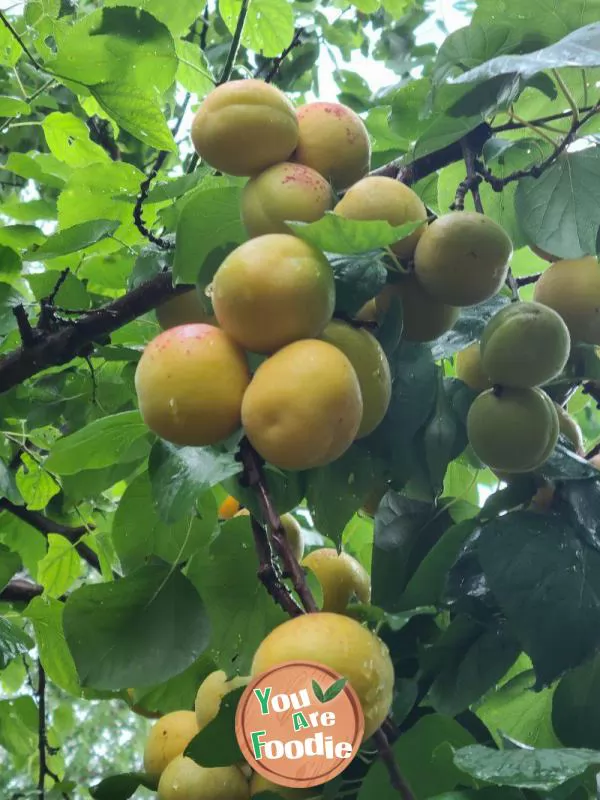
[195,670,249,731]
[293,101,371,190]
[533,257,600,344]
[302,548,371,612]
[143,711,199,780]
[135,324,249,446]
[321,320,391,438]
[241,339,363,471]
[241,162,333,238]
[414,212,512,306]
[218,495,241,520]
[455,343,492,392]
[333,176,427,260]
[376,276,459,342]
[251,612,394,739]
[158,756,249,800]
[212,235,335,354]
[156,289,215,330]
[191,79,298,177]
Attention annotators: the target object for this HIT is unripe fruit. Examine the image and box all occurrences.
[321,320,391,438]
[467,387,559,473]
[242,340,363,471]
[156,289,215,330]
[480,301,570,388]
[135,325,249,446]
[555,403,584,455]
[333,176,427,260]
[302,548,371,612]
[143,711,199,780]
[235,510,304,561]
[376,276,459,342]
[250,773,313,798]
[218,495,241,520]
[191,79,298,177]
[195,671,249,731]
[241,162,333,238]
[293,102,371,190]
[251,612,393,739]
[533,257,600,344]
[212,235,335,354]
[158,756,249,800]
[455,343,492,392]
[414,212,512,306]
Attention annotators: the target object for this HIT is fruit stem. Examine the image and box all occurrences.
[552,70,580,125]
[249,514,304,617]
[373,728,416,800]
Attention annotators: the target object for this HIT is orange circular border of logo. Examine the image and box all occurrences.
[235,660,364,789]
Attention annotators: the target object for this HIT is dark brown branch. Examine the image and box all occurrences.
[491,104,599,133]
[262,28,305,84]
[250,515,304,616]
[13,305,35,346]
[516,273,542,287]
[86,116,121,161]
[239,438,318,613]
[133,150,170,249]
[0,578,43,602]
[373,729,415,800]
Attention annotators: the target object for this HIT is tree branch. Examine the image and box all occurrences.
[262,28,305,84]
[0,10,42,70]
[0,577,43,602]
[516,273,541,287]
[373,729,415,800]
[250,515,304,616]
[218,0,250,85]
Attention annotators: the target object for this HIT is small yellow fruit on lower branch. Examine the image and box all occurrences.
[219,495,241,520]
[376,276,459,343]
[251,612,393,740]
[158,756,249,800]
[455,343,492,392]
[302,549,371,612]
[195,670,249,731]
[321,320,391,438]
[533,257,600,344]
[135,324,249,446]
[144,711,199,780]
[156,289,215,330]
[467,387,559,473]
[242,340,363,471]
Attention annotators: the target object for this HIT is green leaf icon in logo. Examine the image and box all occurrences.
[312,677,347,703]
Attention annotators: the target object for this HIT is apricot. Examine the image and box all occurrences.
[241,162,333,238]
[321,320,391,438]
[376,276,459,342]
[467,387,559,473]
[158,756,249,800]
[241,339,363,471]
[250,773,313,798]
[414,212,513,306]
[218,495,241,520]
[135,324,249,446]
[293,101,371,190]
[212,235,335,354]
[333,176,427,260]
[156,289,215,330]
[302,549,371,612]
[555,402,584,455]
[191,79,298,177]
[533,257,600,344]
[195,670,249,731]
[251,612,394,739]
[480,301,570,388]
[143,710,199,780]
[234,510,305,561]
[455,343,492,392]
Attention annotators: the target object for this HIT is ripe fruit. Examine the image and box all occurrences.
[218,495,241,520]
[293,102,371,190]
[135,325,249,446]
[555,402,584,455]
[333,176,427,260]
[480,301,570,388]
[195,670,249,731]
[251,612,393,739]
[455,343,492,392]
[143,710,199,780]
[321,320,391,438]
[242,339,363,471]
[158,756,249,800]
[302,549,371,612]
[241,162,333,238]
[156,289,215,330]
[467,387,559,473]
[376,276,459,342]
[533,257,600,344]
[414,212,512,306]
[191,79,298,177]
[235,510,305,561]
[250,773,313,798]
[212,235,335,354]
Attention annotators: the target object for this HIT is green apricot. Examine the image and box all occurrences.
[481,301,570,388]
[555,402,584,454]
[467,387,559,473]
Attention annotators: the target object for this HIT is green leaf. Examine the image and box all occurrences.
[24,219,120,261]
[24,596,81,695]
[323,677,348,702]
[312,679,326,703]
[328,252,387,316]
[0,617,33,669]
[478,510,600,686]
[432,294,511,361]
[1,198,56,223]
[134,654,217,716]
[45,411,149,475]
[174,185,246,285]
[175,39,215,98]
[220,0,294,58]
[289,214,426,255]
[433,23,526,85]
[63,563,210,690]
[0,697,38,761]
[553,653,600,749]
[104,0,200,35]
[185,686,244,766]
[16,453,61,510]
[0,543,21,593]
[0,283,26,335]
[0,457,22,505]
[0,96,31,115]
[148,440,241,524]
[454,744,600,791]
[42,111,110,167]
[515,147,600,259]
[37,534,83,598]
[223,465,306,521]
[90,772,156,800]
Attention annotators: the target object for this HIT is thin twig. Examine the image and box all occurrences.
[13,306,36,346]
[263,28,305,83]
[250,515,304,616]
[516,273,542,287]
[37,660,48,798]
[0,10,41,70]
[553,69,579,125]
[218,0,250,85]
[373,729,415,800]
[132,151,170,249]
[491,104,597,133]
